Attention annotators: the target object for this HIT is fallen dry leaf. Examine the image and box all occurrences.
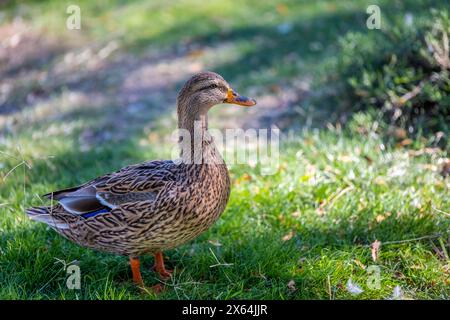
[397,139,413,147]
[371,240,381,262]
[147,132,159,143]
[394,128,407,139]
[374,176,387,185]
[431,242,447,260]
[282,230,295,241]
[363,155,373,165]
[354,259,366,270]
[441,159,450,178]
[338,154,353,163]
[291,211,301,218]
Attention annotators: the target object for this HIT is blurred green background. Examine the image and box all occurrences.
[0,0,449,299]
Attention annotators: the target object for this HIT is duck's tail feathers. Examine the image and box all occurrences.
[26,206,69,229]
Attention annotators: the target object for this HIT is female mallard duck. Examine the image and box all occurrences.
[26,71,256,289]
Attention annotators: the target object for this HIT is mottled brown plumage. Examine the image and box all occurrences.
[26,71,256,288]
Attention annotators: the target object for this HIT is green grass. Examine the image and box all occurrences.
[1,0,449,299]
[1,120,449,299]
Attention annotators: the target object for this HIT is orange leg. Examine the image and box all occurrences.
[129,257,144,287]
[130,256,165,293]
[153,251,173,279]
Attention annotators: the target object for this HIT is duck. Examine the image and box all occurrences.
[26,71,257,290]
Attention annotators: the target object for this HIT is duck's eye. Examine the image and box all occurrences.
[198,83,221,92]
[200,84,218,91]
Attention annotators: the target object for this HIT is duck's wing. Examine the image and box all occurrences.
[31,160,177,219]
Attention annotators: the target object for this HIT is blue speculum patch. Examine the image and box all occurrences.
[81,208,110,219]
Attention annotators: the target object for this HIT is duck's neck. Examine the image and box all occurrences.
[178,105,221,165]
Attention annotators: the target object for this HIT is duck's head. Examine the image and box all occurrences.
[177,71,256,117]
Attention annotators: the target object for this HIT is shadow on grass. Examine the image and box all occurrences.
[2,0,443,133]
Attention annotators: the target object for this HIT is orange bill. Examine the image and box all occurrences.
[225,88,257,106]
